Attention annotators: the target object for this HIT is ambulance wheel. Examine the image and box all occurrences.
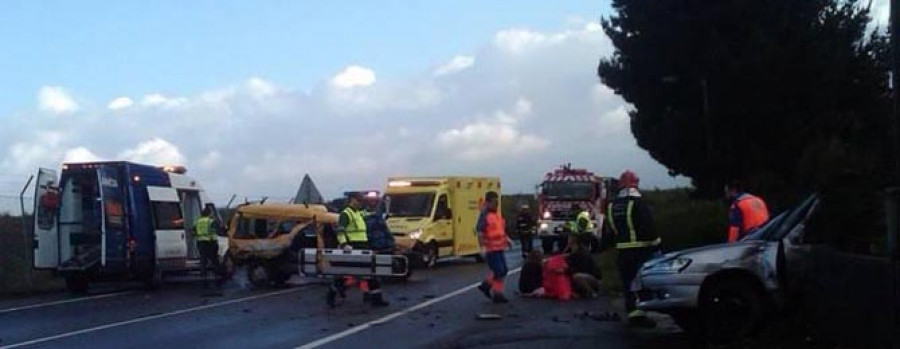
[65,275,89,294]
[423,242,438,268]
[142,268,163,290]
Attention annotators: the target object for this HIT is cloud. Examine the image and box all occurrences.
[140,93,187,108]
[63,147,104,163]
[872,0,889,27]
[434,55,475,76]
[117,138,186,165]
[38,86,79,114]
[107,97,134,110]
[437,98,550,161]
[331,65,376,88]
[0,20,686,199]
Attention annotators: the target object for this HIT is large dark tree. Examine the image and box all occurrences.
[598,0,891,206]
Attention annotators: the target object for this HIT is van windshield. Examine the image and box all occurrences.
[385,193,435,218]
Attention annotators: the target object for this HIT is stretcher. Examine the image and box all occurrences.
[299,248,409,277]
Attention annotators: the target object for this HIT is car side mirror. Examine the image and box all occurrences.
[445,209,453,220]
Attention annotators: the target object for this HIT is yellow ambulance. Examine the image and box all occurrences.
[383,176,501,268]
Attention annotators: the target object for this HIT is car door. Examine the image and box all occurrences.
[432,193,453,254]
[33,168,60,269]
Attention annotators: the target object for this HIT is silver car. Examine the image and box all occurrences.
[632,195,818,342]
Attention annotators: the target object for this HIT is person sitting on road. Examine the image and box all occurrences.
[519,250,544,297]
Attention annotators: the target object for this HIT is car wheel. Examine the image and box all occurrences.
[247,262,269,288]
[423,242,438,268]
[142,267,163,290]
[65,274,89,294]
[700,278,766,343]
[221,253,236,281]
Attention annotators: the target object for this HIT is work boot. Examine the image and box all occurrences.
[370,293,390,307]
[477,281,492,300]
[327,286,339,309]
[491,292,509,304]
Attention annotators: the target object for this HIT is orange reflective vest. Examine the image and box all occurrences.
[728,194,769,243]
[482,212,508,252]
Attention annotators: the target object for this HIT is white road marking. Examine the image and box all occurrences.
[296,266,524,349]
[0,288,303,349]
[0,291,137,315]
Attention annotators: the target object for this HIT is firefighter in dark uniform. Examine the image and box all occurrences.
[326,192,390,308]
[515,203,536,258]
[606,170,660,328]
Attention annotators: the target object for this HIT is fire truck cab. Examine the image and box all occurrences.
[536,164,609,254]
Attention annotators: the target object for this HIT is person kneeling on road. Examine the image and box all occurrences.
[327,193,389,308]
[476,191,510,303]
[566,243,601,299]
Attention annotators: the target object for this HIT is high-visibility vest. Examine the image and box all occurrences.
[194,216,216,242]
[729,194,769,242]
[607,200,660,249]
[572,210,594,235]
[482,212,508,252]
[339,207,368,244]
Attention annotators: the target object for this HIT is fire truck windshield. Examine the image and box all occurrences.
[541,181,594,201]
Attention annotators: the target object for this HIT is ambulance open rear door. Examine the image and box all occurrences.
[33,168,60,269]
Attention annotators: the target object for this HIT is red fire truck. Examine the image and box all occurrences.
[536,164,614,253]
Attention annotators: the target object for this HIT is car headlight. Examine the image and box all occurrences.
[642,257,691,274]
[542,211,551,219]
[539,223,549,230]
[408,229,423,240]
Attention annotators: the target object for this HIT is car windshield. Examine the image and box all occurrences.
[384,193,435,218]
[541,181,593,201]
[741,212,787,241]
[741,194,818,242]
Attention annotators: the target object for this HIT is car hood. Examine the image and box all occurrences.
[645,240,776,275]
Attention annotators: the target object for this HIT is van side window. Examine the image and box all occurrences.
[152,202,184,230]
[434,194,450,220]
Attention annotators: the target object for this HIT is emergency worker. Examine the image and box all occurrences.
[476,192,510,303]
[606,170,660,328]
[326,193,390,308]
[516,203,536,258]
[726,181,770,243]
[193,207,223,289]
[568,203,594,251]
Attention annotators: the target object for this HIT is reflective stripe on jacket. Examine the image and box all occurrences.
[607,197,660,249]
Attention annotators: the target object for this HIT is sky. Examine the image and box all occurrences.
[0,1,890,204]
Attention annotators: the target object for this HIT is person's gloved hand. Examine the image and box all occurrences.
[342,244,353,252]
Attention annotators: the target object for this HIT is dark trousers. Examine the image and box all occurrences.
[617,247,659,313]
[519,231,534,256]
[197,240,222,286]
[541,235,568,255]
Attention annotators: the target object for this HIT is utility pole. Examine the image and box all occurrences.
[893,0,900,185]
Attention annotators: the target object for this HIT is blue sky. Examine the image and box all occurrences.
[0,1,609,116]
[0,0,697,204]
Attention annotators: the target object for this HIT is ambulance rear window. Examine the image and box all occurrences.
[152,202,184,230]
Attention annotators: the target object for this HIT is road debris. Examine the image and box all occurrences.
[476,313,503,320]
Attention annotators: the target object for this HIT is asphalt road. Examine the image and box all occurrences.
[0,249,692,349]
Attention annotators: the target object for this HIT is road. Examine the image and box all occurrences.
[0,249,692,349]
